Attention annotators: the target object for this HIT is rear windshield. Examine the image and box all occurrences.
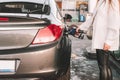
[0,2,50,15]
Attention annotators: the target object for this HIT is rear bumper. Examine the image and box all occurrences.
[0,72,56,78]
[0,44,66,78]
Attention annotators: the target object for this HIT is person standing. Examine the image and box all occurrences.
[76,0,120,80]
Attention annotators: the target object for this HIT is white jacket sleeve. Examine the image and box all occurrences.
[78,0,101,31]
[78,16,94,31]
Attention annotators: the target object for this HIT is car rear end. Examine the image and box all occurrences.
[0,0,71,78]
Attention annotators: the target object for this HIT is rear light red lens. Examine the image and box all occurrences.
[0,18,9,21]
[32,24,62,44]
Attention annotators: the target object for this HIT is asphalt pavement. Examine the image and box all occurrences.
[70,35,120,80]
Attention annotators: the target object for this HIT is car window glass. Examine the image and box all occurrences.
[0,2,50,15]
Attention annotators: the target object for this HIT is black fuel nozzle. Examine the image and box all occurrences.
[77,30,84,39]
[78,30,84,33]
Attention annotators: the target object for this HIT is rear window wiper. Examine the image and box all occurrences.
[26,5,50,17]
[26,9,42,17]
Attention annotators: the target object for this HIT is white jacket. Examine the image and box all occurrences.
[79,0,120,51]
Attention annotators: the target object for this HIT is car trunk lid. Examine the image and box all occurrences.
[0,16,50,50]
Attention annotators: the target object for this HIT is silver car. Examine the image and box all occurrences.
[0,0,71,79]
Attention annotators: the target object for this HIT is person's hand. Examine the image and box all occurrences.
[76,28,80,33]
[103,43,111,51]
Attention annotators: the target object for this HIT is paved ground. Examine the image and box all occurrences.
[70,35,120,80]
[70,35,99,80]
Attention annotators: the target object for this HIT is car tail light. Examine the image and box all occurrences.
[32,24,62,44]
[0,17,9,21]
